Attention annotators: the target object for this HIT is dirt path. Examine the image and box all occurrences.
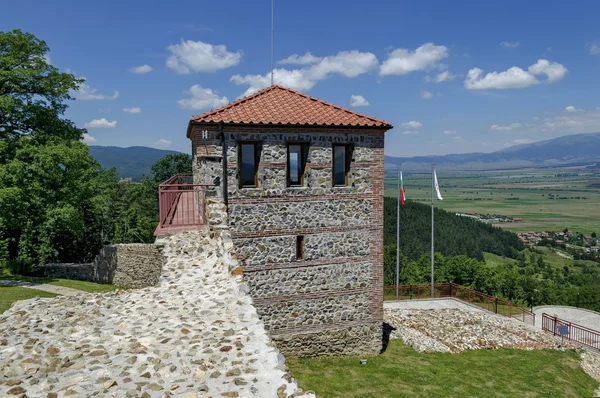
[0,279,83,296]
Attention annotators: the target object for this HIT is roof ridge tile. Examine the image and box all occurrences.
[189,85,392,129]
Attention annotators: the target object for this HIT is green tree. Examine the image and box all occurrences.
[0,30,117,267]
[151,153,193,184]
[0,138,118,264]
[0,30,82,145]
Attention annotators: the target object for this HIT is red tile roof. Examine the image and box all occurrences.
[188,85,392,130]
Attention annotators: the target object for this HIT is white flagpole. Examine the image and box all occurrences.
[431,164,435,297]
[396,164,401,299]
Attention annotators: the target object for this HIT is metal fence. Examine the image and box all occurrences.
[541,313,600,351]
[158,175,212,229]
[384,282,536,325]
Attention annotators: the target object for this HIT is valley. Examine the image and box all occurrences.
[384,166,600,235]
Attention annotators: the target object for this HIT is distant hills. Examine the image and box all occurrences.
[88,133,600,180]
[385,132,600,170]
[89,146,183,181]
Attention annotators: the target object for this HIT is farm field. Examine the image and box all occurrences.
[384,167,600,235]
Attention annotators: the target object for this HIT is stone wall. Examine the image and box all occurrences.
[191,125,385,357]
[42,244,163,288]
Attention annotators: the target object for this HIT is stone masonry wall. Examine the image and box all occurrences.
[42,244,163,289]
[191,125,386,356]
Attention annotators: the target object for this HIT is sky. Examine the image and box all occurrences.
[2,0,600,157]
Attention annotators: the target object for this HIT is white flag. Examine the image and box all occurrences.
[434,169,443,200]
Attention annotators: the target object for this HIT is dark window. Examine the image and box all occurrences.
[239,142,259,188]
[296,235,304,260]
[287,143,307,187]
[333,144,352,186]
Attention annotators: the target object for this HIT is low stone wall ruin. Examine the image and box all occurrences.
[42,243,163,288]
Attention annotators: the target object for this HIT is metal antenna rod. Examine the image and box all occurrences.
[270,0,274,85]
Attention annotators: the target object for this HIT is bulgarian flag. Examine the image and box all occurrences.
[400,171,406,206]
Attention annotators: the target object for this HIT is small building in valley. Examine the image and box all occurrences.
[161,85,393,356]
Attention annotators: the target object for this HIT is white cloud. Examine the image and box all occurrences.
[452,136,463,141]
[278,52,322,65]
[443,130,456,135]
[543,119,583,129]
[84,118,117,128]
[350,94,369,107]
[428,70,457,83]
[501,41,520,48]
[588,43,600,56]
[490,122,523,131]
[505,139,533,147]
[565,105,578,113]
[465,67,538,90]
[178,85,229,110]
[380,43,448,76]
[82,133,96,143]
[541,107,600,132]
[465,59,567,90]
[123,107,142,114]
[528,59,568,84]
[400,120,422,128]
[402,130,420,135]
[130,64,152,74]
[421,91,434,99]
[72,78,119,100]
[231,50,378,96]
[43,54,51,64]
[166,40,241,74]
[154,139,172,149]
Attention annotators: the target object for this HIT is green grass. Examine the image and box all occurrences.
[47,279,118,293]
[483,252,515,267]
[288,340,598,398]
[0,274,118,293]
[0,264,118,314]
[0,286,57,314]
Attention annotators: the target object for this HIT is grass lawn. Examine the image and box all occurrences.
[288,340,598,398]
[47,279,118,293]
[0,274,118,293]
[0,286,57,314]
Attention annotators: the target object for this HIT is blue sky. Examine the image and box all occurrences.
[3,0,600,156]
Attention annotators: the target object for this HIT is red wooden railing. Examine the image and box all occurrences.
[384,282,536,325]
[158,175,212,229]
[542,313,600,351]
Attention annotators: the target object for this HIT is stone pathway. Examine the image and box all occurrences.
[0,280,83,297]
[0,230,315,398]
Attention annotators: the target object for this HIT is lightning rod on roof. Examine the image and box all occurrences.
[270,0,274,85]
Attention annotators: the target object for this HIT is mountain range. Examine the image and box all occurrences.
[385,133,600,170]
[87,133,600,180]
[89,146,182,181]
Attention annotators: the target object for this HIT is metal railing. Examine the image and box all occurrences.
[158,175,212,229]
[542,313,600,351]
[384,282,536,325]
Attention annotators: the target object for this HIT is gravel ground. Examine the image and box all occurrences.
[384,307,566,353]
[0,230,315,398]
[385,297,484,312]
[581,351,600,397]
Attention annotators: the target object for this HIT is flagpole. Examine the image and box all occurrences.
[431,163,435,297]
[396,164,401,300]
